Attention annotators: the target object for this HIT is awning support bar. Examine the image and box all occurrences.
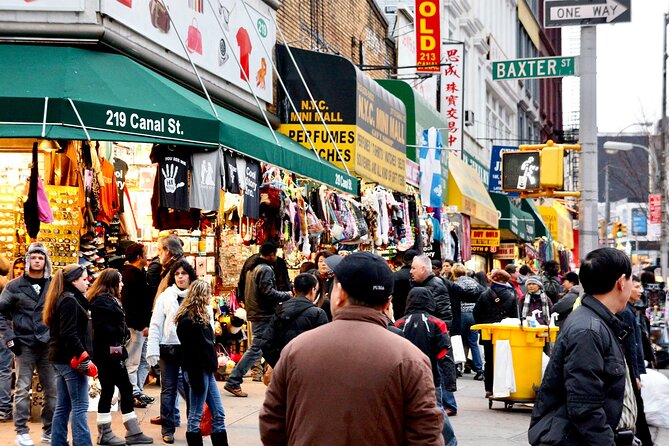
[237,0,323,162]
[160,0,219,120]
[67,98,91,141]
[41,97,48,138]
[203,0,278,144]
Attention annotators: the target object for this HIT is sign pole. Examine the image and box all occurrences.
[579,25,599,257]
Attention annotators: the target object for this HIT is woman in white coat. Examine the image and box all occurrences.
[146,259,196,444]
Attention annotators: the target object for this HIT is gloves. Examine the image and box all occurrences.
[70,352,98,377]
[6,339,21,356]
[147,355,159,368]
[109,346,123,358]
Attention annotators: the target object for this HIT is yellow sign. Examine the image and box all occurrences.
[538,202,573,249]
[471,229,501,247]
[448,153,499,228]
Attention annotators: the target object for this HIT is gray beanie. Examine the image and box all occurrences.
[525,276,543,288]
[24,242,53,279]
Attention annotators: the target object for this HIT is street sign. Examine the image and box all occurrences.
[492,56,577,81]
[501,151,541,192]
[544,0,631,28]
[632,208,647,236]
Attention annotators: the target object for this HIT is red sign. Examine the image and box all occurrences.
[650,194,661,224]
[415,0,440,73]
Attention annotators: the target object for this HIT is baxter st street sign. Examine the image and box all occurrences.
[544,0,631,28]
[492,56,577,81]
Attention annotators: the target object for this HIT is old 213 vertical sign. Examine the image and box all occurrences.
[415,0,440,72]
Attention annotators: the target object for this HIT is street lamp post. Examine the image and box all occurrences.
[603,140,665,278]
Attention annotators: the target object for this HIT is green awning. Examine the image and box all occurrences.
[490,192,535,242]
[0,44,357,194]
[521,198,551,239]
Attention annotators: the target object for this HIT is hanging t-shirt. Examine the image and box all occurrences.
[190,150,223,211]
[113,157,128,213]
[236,27,252,80]
[97,158,120,225]
[242,160,260,219]
[236,157,247,191]
[150,145,191,211]
[224,152,240,194]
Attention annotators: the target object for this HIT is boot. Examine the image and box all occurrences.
[210,431,229,446]
[97,423,126,446]
[123,418,153,445]
[185,432,203,446]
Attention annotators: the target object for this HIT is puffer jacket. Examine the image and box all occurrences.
[394,288,455,390]
[456,276,484,313]
[244,257,291,321]
[473,282,519,326]
[529,295,630,446]
[0,275,51,348]
[90,293,130,363]
[413,273,453,330]
[553,285,582,329]
[147,285,189,359]
[259,296,328,367]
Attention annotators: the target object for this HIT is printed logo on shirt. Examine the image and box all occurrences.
[162,163,186,194]
[32,284,41,295]
[201,159,215,187]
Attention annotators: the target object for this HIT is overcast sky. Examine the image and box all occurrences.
[590,1,669,133]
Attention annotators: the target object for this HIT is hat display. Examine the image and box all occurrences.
[525,276,543,288]
[326,251,394,305]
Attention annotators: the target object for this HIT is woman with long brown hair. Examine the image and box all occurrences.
[44,263,95,446]
[88,269,153,445]
[175,280,227,446]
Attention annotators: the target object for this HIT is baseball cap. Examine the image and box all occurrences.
[325,252,394,305]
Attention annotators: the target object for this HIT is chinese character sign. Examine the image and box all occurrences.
[415,0,441,73]
[441,43,464,158]
[649,194,661,224]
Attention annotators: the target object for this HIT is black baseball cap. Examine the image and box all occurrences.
[325,251,394,305]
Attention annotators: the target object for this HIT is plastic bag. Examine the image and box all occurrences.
[641,369,669,428]
[450,335,466,364]
[200,403,212,436]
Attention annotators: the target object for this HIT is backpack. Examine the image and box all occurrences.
[262,304,311,368]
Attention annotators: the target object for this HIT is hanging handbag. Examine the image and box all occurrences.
[187,19,203,54]
[149,0,170,33]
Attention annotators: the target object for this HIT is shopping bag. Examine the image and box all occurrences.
[200,403,212,436]
[187,19,202,54]
[450,335,466,364]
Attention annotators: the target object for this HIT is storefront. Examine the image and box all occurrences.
[489,192,535,268]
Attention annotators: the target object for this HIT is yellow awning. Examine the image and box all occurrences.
[538,201,574,249]
[447,153,499,228]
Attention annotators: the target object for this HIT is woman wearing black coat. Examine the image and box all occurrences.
[89,269,152,445]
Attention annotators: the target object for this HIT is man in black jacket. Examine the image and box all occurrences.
[0,243,55,445]
[410,254,453,329]
[529,248,638,446]
[120,242,154,408]
[224,241,292,397]
[392,249,416,320]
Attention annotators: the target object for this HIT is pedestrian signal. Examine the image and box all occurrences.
[501,151,541,191]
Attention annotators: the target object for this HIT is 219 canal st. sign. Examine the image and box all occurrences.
[544,0,631,28]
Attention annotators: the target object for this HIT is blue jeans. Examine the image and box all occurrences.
[185,371,225,433]
[0,342,12,413]
[52,364,92,446]
[126,329,149,395]
[159,357,189,436]
[226,319,269,388]
[443,389,457,412]
[435,381,457,446]
[460,312,483,373]
[15,344,55,435]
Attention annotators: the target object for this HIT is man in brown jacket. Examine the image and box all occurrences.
[259,251,444,445]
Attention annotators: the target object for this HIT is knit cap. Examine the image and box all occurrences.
[525,276,543,288]
[24,242,52,279]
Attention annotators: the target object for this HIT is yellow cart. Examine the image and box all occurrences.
[471,323,559,409]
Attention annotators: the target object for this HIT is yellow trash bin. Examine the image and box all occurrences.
[471,323,559,402]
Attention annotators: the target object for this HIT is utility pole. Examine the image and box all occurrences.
[579,26,598,256]
[604,163,610,246]
[661,13,669,283]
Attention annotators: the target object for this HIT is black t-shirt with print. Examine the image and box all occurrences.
[243,160,260,219]
[26,275,47,296]
[113,157,129,213]
[224,152,240,194]
[150,145,191,211]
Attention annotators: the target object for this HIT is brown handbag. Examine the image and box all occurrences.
[149,0,170,33]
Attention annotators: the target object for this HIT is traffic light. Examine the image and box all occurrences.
[612,222,622,238]
[599,219,606,240]
[539,145,564,189]
[501,151,541,191]
[621,224,628,238]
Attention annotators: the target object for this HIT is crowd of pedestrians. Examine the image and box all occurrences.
[0,237,660,445]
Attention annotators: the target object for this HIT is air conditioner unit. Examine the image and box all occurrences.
[464,110,475,126]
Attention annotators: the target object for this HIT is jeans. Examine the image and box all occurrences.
[159,357,189,436]
[225,319,269,388]
[98,360,134,414]
[443,389,457,413]
[0,342,13,413]
[51,364,92,446]
[184,371,225,434]
[126,329,149,395]
[460,312,483,373]
[15,344,55,435]
[435,381,457,446]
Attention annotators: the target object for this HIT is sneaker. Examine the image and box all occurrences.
[138,394,155,404]
[223,384,248,398]
[133,395,148,408]
[40,433,51,444]
[473,371,484,381]
[16,433,34,446]
[161,434,174,444]
[150,416,162,425]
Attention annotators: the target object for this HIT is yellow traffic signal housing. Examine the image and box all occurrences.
[599,219,606,239]
[612,222,622,238]
[539,146,564,189]
[621,224,628,238]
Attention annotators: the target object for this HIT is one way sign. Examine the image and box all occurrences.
[544,0,631,28]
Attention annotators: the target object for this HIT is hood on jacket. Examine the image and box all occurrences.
[405,287,436,314]
[456,276,481,293]
[8,257,24,280]
[248,254,273,273]
[276,296,315,320]
[24,242,52,279]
